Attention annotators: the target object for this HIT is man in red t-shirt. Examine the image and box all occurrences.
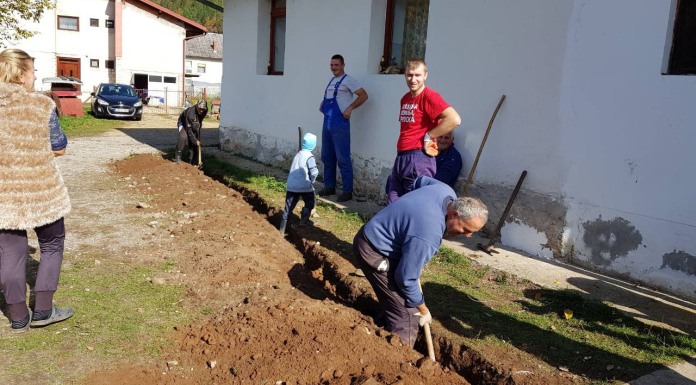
[386,59,461,204]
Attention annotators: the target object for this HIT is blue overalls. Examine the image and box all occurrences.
[321,74,353,193]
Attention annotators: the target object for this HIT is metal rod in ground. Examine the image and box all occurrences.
[481,170,527,253]
[463,94,506,197]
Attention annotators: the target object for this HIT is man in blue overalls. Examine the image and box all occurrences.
[319,54,368,202]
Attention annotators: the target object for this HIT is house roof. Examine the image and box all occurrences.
[127,0,207,37]
[186,33,223,59]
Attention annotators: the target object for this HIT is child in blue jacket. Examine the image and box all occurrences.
[279,133,318,235]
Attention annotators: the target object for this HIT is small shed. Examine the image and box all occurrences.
[42,77,84,117]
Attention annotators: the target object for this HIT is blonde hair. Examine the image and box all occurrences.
[0,48,33,84]
[406,58,427,73]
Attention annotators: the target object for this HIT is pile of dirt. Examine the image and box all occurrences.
[86,154,468,385]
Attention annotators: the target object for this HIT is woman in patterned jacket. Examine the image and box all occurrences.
[0,48,73,333]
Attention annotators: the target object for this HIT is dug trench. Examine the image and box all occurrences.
[87,153,578,385]
[208,171,535,385]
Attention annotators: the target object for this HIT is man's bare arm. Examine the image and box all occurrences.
[343,88,368,119]
[427,107,461,137]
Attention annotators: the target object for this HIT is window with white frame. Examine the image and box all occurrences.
[58,16,79,31]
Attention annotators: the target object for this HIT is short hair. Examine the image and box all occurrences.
[0,48,33,84]
[450,197,488,223]
[331,54,345,65]
[406,58,427,73]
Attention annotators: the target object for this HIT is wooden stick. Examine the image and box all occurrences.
[463,94,506,197]
[424,323,436,361]
[197,142,202,168]
[417,279,436,361]
[298,127,302,151]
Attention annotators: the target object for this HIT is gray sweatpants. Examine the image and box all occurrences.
[0,218,65,321]
[353,226,420,347]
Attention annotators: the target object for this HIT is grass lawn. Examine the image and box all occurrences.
[59,106,129,137]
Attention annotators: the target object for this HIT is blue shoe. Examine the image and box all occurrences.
[10,311,31,334]
[30,306,73,328]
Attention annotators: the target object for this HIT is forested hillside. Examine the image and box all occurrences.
[150,0,223,33]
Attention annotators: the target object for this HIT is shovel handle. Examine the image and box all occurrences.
[424,323,436,361]
[197,142,202,167]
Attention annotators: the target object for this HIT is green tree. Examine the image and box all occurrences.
[0,0,55,48]
[150,0,223,33]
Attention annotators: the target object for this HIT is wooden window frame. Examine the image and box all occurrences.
[667,0,696,75]
[380,0,429,74]
[57,15,79,31]
[90,18,99,27]
[268,0,286,75]
[381,0,397,72]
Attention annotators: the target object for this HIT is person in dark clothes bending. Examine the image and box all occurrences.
[353,176,487,347]
[176,99,208,165]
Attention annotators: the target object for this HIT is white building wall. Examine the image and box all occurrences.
[559,0,696,299]
[120,2,187,106]
[3,0,192,105]
[9,14,58,93]
[187,58,223,85]
[7,0,116,97]
[53,0,114,94]
[219,0,696,300]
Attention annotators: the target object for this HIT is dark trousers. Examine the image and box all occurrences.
[0,218,65,321]
[176,127,200,164]
[282,191,316,221]
[386,150,436,205]
[353,226,419,347]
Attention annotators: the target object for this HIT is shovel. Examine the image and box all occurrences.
[418,279,436,361]
[424,323,436,361]
[197,141,203,169]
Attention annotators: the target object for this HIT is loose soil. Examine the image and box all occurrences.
[3,115,590,384]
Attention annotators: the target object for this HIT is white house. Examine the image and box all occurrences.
[4,0,206,105]
[185,32,224,99]
[219,0,696,301]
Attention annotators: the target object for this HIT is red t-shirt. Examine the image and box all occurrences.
[397,87,450,152]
